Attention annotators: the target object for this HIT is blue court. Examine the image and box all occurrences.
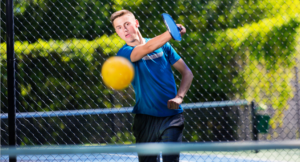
[1,153,277,162]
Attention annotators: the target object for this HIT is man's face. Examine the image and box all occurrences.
[113,14,139,42]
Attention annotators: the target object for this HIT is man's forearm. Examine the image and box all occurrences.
[145,31,172,52]
[177,70,193,98]
[131,31,172,62]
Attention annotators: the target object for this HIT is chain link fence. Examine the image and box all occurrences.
[1,0,300,161]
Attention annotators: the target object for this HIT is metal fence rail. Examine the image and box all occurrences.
[0,100,248,119]
[1,0,300,161]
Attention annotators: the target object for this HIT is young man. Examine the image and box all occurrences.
[110,10,193,162]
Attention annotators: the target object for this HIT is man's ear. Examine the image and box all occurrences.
[135,19,139,28]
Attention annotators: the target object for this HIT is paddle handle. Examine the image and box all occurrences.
[178,26,183,31]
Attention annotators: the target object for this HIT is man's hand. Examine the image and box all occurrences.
[167,96,183,109]
[176,24,186,36]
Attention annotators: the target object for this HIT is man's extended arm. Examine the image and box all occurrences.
[131,24,186,62]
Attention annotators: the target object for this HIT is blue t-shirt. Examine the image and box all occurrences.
[117,38,183,117]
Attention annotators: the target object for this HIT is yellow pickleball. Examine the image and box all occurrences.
[101,56,134,90]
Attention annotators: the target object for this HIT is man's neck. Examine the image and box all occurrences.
[127,31,145,47]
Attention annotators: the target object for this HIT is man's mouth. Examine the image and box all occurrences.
[125,34,130,38]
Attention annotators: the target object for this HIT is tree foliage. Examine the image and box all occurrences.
[1,0,300,144]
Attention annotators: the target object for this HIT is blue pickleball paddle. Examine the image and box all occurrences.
[162,13,182,41]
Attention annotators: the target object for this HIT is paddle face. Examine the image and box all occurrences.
[162,13,182,41]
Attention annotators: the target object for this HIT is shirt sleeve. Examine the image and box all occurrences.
[116,45,134,62]
[162,42,181,65]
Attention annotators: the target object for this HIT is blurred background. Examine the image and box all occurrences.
[1,0,299,150]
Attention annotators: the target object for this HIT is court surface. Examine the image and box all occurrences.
[0,153,282,162]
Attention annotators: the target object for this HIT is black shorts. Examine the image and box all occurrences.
[133,113,184,162]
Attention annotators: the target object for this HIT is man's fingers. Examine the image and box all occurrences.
[171,102,175,109]
[173,102,178,109]
[177,24,186,35]
[175,102,179,109]
[170,101,173,109]
[169,100,175,109]
[168,100,181,109]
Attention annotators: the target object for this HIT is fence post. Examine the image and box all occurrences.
[295,61,300,138]
[251,101,259,153]
[6,0,17,161]
[110,93,115,136]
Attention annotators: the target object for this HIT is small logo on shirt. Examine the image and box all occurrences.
[142,52,163,60]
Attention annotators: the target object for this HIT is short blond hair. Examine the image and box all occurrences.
[110,10,135,25]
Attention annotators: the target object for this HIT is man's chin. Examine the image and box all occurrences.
[127,38,138,43]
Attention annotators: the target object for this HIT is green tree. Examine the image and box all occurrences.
[1,35,135,145]
[1,0,115,43]
[2,0,300,144]
[228,0,300,129]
